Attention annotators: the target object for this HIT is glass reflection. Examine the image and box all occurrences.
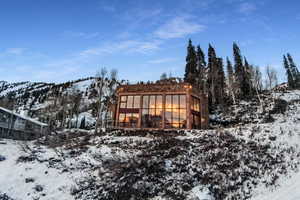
[180,95,186,108]
[164,95,187,129]
[134,96,140,108]
[143,96,149,108]
[127,96,133,108]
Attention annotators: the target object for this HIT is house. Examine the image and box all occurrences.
[0,107,48,140]
[114,80,208,130]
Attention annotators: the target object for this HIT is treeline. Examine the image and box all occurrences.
[183,39,300,110]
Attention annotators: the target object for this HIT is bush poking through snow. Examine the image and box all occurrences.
[72,131,298,200]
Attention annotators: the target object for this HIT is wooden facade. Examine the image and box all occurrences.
[0,107,48,140]
[114,82,208,130]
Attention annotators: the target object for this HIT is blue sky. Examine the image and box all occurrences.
[0,0,299,83]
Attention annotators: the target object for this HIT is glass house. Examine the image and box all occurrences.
[114,82,208,130]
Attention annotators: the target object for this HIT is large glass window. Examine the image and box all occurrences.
[142,95,163,128]
[118,95,140,127]
[165,95,186,128]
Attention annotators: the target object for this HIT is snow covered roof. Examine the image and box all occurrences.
[0,107,48,127]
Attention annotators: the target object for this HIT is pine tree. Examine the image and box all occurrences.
[233,42,243,97]
[283,55,295,88]
[216,57,225,105]
[184,39,197,84]
[207,44,219,106]
[226,57,236,104]
[196,45,206,92]
[287,53,300,88]
[243,57,253,97]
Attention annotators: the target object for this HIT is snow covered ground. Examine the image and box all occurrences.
[0,90,300,200]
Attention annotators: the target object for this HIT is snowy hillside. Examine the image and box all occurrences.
[0,90,300,200]
[0,77,119,128]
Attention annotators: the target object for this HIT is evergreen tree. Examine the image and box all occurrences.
[226,57,236,104]
[207,44,219,106]
[283,55,295,88]
[216,57,225,105]
[80,117,86,129]
[233,42,243,96]
[287,53,300,88]
[243,57,253,97]
[196,45,206,92]
[184,39,197,84]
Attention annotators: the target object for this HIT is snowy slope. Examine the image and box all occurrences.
[0,90,300,200]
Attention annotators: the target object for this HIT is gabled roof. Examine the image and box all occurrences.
[0,107,48,127]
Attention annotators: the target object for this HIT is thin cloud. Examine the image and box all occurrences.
[154,16,205,39]
[79,40,161,57]
[63,31,100,39]
[5,48,26,55]
[238,2,257,14]
[148,58,177,64]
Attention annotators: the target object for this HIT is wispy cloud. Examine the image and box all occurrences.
[154,16,205,39]
[98,0,117,12]
[63,31,100,39]
[5,48,26,55]
[79,40,161,57]
[238,2,257,14]
[148,58,177,64]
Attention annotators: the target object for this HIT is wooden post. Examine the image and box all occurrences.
[162,93,165,129]
[138,95,142,129]
[186,91,192,130]
[115,94,121,128]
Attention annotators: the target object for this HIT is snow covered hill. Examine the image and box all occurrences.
[0,90,300,200]
[0,77,118,128]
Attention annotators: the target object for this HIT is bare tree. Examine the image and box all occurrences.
[68,86,82,129]
[251,66,263,111]
[265,65,278,91]
[103,69,118,128]
[94,67,108,134]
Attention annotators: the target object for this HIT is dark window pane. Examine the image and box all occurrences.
[149,96,156,109]
[134,96,140,108]
[156,95,163,109]
[172,95,179,109]
[142,109,149,128]
[180,95,186,109]
[143,96,149,109]
[166,95,172,109]
[191,98,194,110]
[165,123,172,129]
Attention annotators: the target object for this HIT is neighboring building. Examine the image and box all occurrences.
[0,107,48,140]
[114,81,208,130]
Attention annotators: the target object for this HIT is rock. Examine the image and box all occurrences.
[0,155,6,161]
[269,136,277,141]
[0,193,15,200]
[25,178,35,183]
[34,185,43,192]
